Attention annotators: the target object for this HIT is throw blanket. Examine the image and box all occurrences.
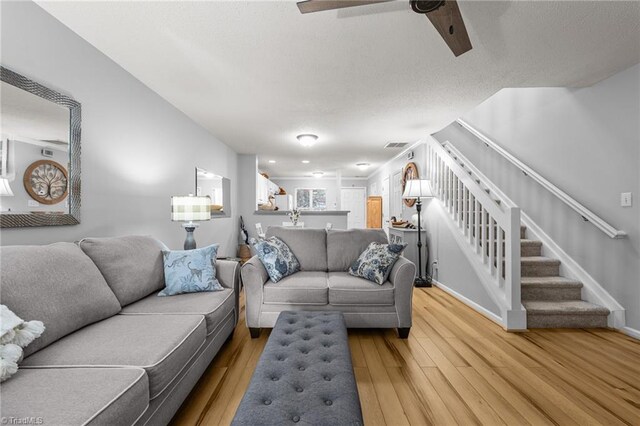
[0,305,45,382]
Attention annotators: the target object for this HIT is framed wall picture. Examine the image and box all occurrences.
[23,159,68,205]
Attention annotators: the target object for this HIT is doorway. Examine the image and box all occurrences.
[340,187,366,229]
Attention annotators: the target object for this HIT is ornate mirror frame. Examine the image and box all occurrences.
[0,66,81,227]
[402,162,419,208]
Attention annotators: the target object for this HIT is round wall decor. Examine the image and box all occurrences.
[23,159,69,205]
[402,162,419,207]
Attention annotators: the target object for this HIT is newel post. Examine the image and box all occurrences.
[505,206,526,330]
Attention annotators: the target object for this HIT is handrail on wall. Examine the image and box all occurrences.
[455,119,627,239]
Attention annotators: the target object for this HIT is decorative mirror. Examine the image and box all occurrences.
[0,66,81,227]
[195,167,231,218]
[402,162,419,207]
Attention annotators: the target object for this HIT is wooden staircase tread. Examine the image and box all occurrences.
[521,256,560,264]
[521,276,583,287]
[523,300,609,315]
[520,239,542,245]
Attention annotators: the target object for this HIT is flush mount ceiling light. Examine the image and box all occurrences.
[356,163,371,170]
[297,134,318,147]
[301,160,310,164]
[268,160,276,164]
[312,171,324,178]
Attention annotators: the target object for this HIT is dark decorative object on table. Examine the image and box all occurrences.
[402,179,435,287]
[239,216,249,244]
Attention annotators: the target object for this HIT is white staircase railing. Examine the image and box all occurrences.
[456,119,626,239]
[426,137,527,330]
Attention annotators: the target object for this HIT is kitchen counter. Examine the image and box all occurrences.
[254,210,350,216]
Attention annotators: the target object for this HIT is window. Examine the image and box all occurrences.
[295,188,327,211]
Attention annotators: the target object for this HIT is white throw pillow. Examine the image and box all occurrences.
[0,305,45,382]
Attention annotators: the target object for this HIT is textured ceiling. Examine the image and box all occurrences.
[37,0,640,177]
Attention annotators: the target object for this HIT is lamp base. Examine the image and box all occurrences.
[183,223,198,250]
[414,276,432,288]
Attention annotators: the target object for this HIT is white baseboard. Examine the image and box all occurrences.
[620,326,640,340]
[431,279,503,327]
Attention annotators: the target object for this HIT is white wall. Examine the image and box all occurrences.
[0,1,239,255]
[433,63,640,331]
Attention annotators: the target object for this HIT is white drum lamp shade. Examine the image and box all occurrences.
[402,179,434,199]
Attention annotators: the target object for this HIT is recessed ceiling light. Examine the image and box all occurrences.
[297,134,318,147]
[268,160,276,164]
[312,171,324,178]
[356,162,371,170]
[301,160,310,164]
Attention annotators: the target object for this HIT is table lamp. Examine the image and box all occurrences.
[171,195,211,250]
[402,179,434,287]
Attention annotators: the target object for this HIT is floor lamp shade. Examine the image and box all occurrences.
[171,195,211,222]
[402,179,434,199]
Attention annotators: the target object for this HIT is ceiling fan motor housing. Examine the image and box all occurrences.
[410,0,446,14]
[410,0,444,13]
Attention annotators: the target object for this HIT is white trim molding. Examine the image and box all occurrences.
[431,279,504,327]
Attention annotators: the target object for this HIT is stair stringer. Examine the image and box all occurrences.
[431,200,527,330]
[520,212,625,329]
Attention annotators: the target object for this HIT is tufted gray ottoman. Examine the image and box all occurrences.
[232,311,363,426]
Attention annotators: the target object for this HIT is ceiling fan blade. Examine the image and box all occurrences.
[297,0,394,14]
[425,0,472,57]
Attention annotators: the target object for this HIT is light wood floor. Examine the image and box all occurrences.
[171,288,640,425]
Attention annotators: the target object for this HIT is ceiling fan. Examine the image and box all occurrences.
[296,0,472,57]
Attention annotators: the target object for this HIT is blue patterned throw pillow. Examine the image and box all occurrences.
[159,244,223,296]
[254,237,300,283]
[348,242,407,285]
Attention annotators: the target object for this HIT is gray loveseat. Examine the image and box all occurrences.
[1,235,240,426]
[241,227,416,338]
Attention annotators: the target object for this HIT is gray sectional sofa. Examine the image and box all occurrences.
[241,227,416,338]
[1,235,240,426]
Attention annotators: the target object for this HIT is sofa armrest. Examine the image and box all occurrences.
[217,259,241,326]
[217,259,240,290]
[389,256,416,328]
[240,256,269,328]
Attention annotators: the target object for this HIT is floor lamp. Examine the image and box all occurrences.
[402,179,434,287]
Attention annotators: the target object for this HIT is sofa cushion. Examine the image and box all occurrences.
[79,235,167,306]
[22,314,206,400]
[349,242,406,285]
[0,243,121,357]
[254,237,300,283]
[121,289,235,335]
[263,272,328,305]
[266,227,328,271]
[160,243,223,296]
[328,272,395,306]
[327,229,388,272]
[1,367,148,426]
